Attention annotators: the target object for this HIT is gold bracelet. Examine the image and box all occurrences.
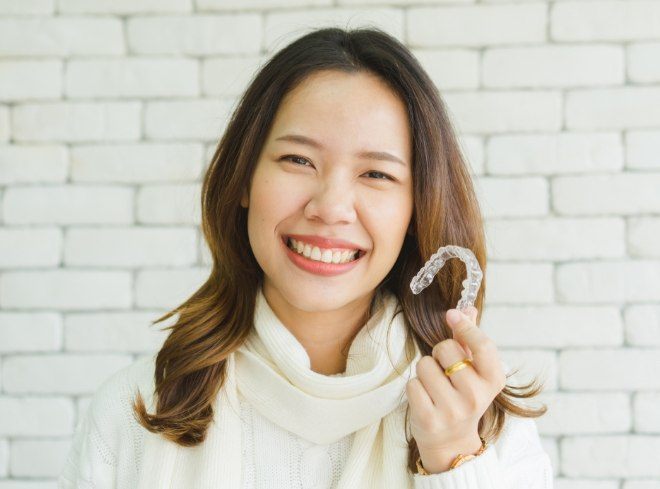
[416,436,487,475]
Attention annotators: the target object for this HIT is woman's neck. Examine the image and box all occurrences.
[262,283,375,375]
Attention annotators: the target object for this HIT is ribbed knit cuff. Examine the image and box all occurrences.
[412,444,504,489]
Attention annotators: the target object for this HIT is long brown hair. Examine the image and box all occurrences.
[132,26,547,474]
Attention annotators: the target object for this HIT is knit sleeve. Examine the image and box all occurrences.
[411,417,553,489]
[58,403,117,489]
[58,359,150,489]
[58,404,96,489]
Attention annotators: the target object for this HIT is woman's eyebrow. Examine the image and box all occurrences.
[274,133,406,167]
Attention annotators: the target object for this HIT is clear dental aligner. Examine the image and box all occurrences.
[409,245,483,313]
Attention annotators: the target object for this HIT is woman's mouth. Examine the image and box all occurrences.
[280,235,366,276]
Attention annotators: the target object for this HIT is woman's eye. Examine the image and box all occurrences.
[364,171,394,181]
[279,155,395,182]
[281,155,312,167]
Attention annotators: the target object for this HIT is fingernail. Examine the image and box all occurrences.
[446,309,461,325]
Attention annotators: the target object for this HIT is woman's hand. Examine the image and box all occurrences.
[406,306,506,462]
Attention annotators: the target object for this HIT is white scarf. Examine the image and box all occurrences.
[136,285,423,488]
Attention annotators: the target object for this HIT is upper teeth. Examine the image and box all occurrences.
[287,238,360,264]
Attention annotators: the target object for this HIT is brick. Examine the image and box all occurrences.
[623,481,660,489]
[625,305,660,346]
[137,184,200,224]
[407,4,546,47]
[488,132,623,175]
[64,311,169,352]
[144,99,230,140]
[552,173,660,215]
[0,439,6,477]
[12,102,141,142]
[499,349,557,392]
[64,227,197,267]
[70,143,203,183]
[0,18,124,56]
[0,145,68,184]
[552,1,660,42]
[59,0,191,13]
[481,262,554,304]
[2,354,133,394]
[628,42,660,83]
[4,185,133,224]
[0,228,62,268]
[554,481,618,489]
[0,61,62,101]
[483,45,624,88]
[202,55,267,96]
[11,439,73,477]
[475,176,548,217]
[485,217,625,260]
[482,306,623,348]
[443,91,562,133]
[411,48,479,90]
[628,217,660,258]
[566,87,660,129]
[200,235,213,266]
[0,106,8,142]
[626,130,660,170]
[204,142,216,163]
[535,392,631,435]
[0,397,73,436]
[0,479,57,488]
[128,15,261,55]
[65,58,199,98]
[77,397,92,421]
[3,185,133,225]
[561,435,660,477]
[0,270,132,310]
[0,312,61,352]
[136,267,210,308]
[198,0,329,9]
[560,349,660,390]
[0,0,53,14]
[459,135,484,174]
[634,392,660,433]
[264,8,403,52]
[557,261,660,303]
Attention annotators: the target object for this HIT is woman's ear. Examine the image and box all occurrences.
[240,189,249,208]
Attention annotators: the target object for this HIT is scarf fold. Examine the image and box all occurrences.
[136,285,422,489]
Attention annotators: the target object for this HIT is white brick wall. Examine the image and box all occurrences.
[0,0,658,486]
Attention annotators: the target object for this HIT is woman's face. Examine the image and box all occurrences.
[242,69,413,313]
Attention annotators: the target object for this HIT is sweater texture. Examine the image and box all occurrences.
[59,353,553,488]
[59,287,553,488]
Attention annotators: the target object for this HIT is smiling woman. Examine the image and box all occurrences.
[59,26,551,489]
[239,68,415,364]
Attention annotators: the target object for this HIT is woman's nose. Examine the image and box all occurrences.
[304,181,358,225]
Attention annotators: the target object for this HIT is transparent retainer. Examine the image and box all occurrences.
[409,245,483,313]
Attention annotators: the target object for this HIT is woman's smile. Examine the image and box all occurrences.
[281,234,366,276]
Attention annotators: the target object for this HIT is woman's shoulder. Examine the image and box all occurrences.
[86,354,157,421]
[84,354,157,456]
[60,355,158,487]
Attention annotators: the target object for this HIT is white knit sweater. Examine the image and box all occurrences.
[58,355,554,489]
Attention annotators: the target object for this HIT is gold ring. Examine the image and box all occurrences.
[444,358,472,376]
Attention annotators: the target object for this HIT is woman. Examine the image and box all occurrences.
[59,26,553,488]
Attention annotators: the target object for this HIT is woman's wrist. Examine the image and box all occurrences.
[417,434,484,474]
